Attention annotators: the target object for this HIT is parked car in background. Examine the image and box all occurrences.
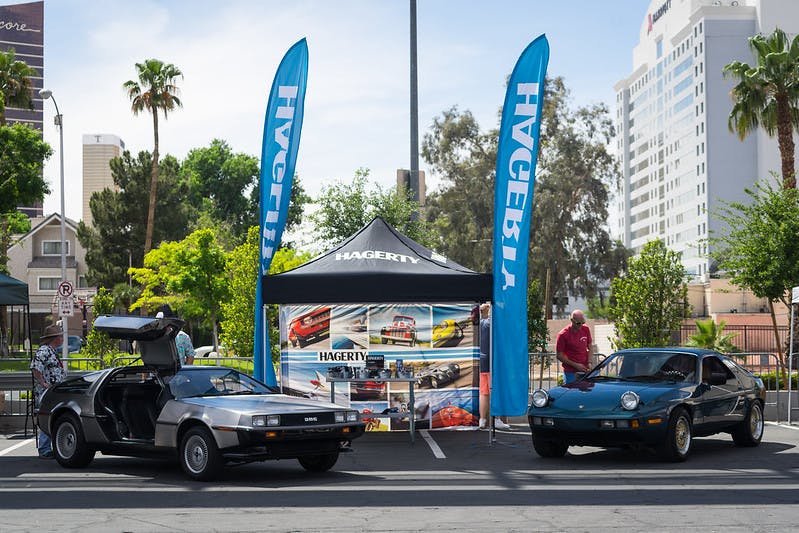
[37,315,364,481]
[194,345,229,358]
[379,315,417,347]
[54,335,85,354]
[288,307,331,348]
[416,362,461,389]
[528,347,765,462]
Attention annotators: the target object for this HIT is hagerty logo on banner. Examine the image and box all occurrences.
[491,34,549,416]
[254,38,309,385]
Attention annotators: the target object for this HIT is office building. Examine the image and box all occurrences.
[614,0,799,278]
[82,134,125,226]
[1,0,44,217]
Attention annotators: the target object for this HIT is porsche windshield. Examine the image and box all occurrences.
[586,351,698,383]
[168,368,277,398]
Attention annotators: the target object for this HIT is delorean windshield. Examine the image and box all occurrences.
[168,367,278,399]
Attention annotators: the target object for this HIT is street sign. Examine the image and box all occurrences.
[793,286,799,304]
[57,280,74,298]
[59,296,74,317]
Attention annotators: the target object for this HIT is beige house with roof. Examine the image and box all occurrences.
[7,214,96,337]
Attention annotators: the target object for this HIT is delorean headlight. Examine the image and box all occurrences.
[334,410,359,423]
[253,415,281,427]
[531,389,549,408]
[620,391,640,411]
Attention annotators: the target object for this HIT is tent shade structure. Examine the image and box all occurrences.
[261,217,492,304]
[0,273,29,306]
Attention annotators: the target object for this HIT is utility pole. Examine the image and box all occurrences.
[409,0,420,213]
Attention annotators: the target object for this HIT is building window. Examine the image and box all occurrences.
[78,276,89,289]
[38,277,60,291]
[42,240,69,256]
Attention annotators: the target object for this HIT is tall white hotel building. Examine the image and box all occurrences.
[614,0,799,278]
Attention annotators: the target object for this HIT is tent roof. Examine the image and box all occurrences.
[262,217,492,304]
[0,273,29,306]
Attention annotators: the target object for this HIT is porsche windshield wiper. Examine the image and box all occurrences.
[588,375,629,381]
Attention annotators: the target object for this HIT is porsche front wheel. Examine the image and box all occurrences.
[180,427,223,481]
[659,407,692,462]
[531,435,568,458]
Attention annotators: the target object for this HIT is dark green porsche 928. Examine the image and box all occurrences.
[528,348,766,461]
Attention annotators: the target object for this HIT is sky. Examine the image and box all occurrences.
[12,0,650,221]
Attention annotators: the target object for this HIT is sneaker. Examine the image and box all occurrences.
[478,418,487,429]
[493,419,513,431]
[38,452,54,459]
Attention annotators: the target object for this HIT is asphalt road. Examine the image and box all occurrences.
[1,421,797,532]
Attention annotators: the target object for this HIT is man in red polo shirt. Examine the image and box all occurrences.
[556,309,593,384]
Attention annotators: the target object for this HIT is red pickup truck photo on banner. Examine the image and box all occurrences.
[279,303,480,431]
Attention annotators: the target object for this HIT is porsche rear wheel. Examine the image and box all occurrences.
[531,435,568,458]
[180,427,223,481]
[731,401,764,447]
[659,407,692,462]
[298,452,339,472]
[53,413,95,468]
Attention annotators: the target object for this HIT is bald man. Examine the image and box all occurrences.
[555,309,593,384]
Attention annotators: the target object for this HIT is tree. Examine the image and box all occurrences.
[608,239,688,349]
[123,59,183,255]
[219,226,310,365]
[129,229,229,350]
[724,28,799,189]
[80,288,122,369]
[0,123,52,271]
[311,168,432,247]
[421,77,628,305]
[710,180,799,372]
[685,318,740,353]
[77,150,191,288]
[182,139,259,243]
[0,48,37,125]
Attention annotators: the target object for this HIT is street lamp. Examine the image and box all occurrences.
[38,88,69,360]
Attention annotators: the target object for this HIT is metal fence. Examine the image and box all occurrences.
[678,325,789,353]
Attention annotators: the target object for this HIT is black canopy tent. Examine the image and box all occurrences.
[0,273,34,435]
[0,273,29,306]
[261,217,492,304]
[0,273,32,355]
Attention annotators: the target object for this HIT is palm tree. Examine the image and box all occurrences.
[123,59,183,255]
[685,318,740,353]
[0,48,38,125]
[724,28,799,189]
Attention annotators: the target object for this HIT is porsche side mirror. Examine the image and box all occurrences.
[709,372,727,386]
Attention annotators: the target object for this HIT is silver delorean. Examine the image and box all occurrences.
[37,315,364,481]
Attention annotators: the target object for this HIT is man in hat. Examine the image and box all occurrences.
[30,324,67,458]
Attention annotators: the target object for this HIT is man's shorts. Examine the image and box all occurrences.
[479,372,491,395]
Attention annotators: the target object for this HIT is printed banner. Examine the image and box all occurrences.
[279,303,481,431]
[491,35,549,415]
[254,38,309,384]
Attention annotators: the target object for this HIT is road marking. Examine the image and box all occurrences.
[0,439,34,457]
[1,481,799,492]
[767,421,799,431]
[420,429,446,458]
